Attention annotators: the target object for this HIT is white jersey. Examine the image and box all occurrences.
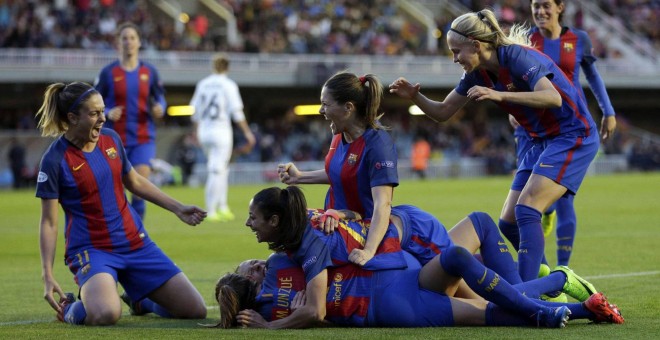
[190,73,245,138]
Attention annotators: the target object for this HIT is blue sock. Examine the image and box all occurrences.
[139,299,172,318]
[515,204,545,281]
[536,300,592,320]
[498,219,520,251]
[63,301,87,325]
[439,246,549,317]
[514,272,566,299]
[469,212,521,285]
[485,302,532,326]
[132,196,146,220]
[555,195,576,266]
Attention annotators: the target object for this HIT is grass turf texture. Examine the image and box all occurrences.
[1,172,659,339]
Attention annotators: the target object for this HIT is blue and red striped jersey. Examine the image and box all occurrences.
[255,252,373,326]
[456,44,596,139]
[324,128,398,217]
[36,128,150,260]
[95,60,166,147]
[288,209,406,284]
[255,252,306,321]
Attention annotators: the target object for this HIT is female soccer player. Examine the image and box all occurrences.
[36,82,206,325]
[213,252,623,328]
[501,0,618,268]
[277,72,398,267]
[238,185,604,328]
[389,9,600,282]
[190,53,256,222]
[94,22,167,220]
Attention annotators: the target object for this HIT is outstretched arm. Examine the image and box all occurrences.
[389,77,469,123]
[123,168,206,225]
[467,77,561,108]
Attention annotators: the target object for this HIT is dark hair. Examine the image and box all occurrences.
[116,22,141,39]
[212,273,258,328]
[323,72,385,130]
[36,82,98,137]
[252,186,308,252]
[530,0,565,24]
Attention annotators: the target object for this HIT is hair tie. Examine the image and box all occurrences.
[68,87,96,113]
[359,76,367,84]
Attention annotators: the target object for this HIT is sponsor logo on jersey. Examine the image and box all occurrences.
[113,76,123,82]
[73,163,85,171]
[522,65,538,82]
[301,256,317,271]
[140,74,149,82]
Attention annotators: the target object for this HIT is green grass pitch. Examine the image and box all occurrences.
[1,172,659,339]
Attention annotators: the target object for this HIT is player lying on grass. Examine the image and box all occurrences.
[208,185,623,328]
[213,251,623,328]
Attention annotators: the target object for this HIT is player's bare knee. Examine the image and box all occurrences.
[86,307,121,325]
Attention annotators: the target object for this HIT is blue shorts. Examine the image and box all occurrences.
[366,252,454,327]
[125,142,156,168]
[392,205,453,265]
[65,243,181,301]
[512,132,598,194]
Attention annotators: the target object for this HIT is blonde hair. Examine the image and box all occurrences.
[212,53,230,73]
[36,82,97,137]
[450,9,530,47]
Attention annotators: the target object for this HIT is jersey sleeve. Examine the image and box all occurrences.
[295,227,335,284]
[454,72,474,96]
[507,46,554,89]
[35,143,62,199]
[226,81,246,122]
[365,130,399,188]
[149,64,167,111]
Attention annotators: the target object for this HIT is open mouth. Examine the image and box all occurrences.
[92,125,102,138]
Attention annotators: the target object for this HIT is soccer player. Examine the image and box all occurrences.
[278,72,399,267]
[214,252,623,328]
[389,9,600,282]
[94,22,167,220]
[502,0,618,268]
[190,53,256,222]
[36,82,207,326]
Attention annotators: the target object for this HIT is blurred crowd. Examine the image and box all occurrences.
[1,0,658,186]
[1,0,657,56]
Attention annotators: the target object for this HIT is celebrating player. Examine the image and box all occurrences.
[389,9,600,282]
[278,72,398,267]
[502,0,619,270]
[36,82,206,325]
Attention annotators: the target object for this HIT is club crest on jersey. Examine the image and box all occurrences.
[140,74,149,81]
[105,147,118,159]
[563,42,574,52]
[347,153,358,165]
[506,83,517,91]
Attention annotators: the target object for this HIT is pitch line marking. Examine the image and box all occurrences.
[2,270,659,327]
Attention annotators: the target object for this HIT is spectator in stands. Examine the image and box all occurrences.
[411,131,431,179]
[95,22,167,220]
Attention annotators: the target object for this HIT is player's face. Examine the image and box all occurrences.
[118,27,141,57]
[70,93,106,144]
[319,86,347,135]
[246,199,279,244]
[531,0,563,29]
[236,259,267,286]
[447,34,481,73]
